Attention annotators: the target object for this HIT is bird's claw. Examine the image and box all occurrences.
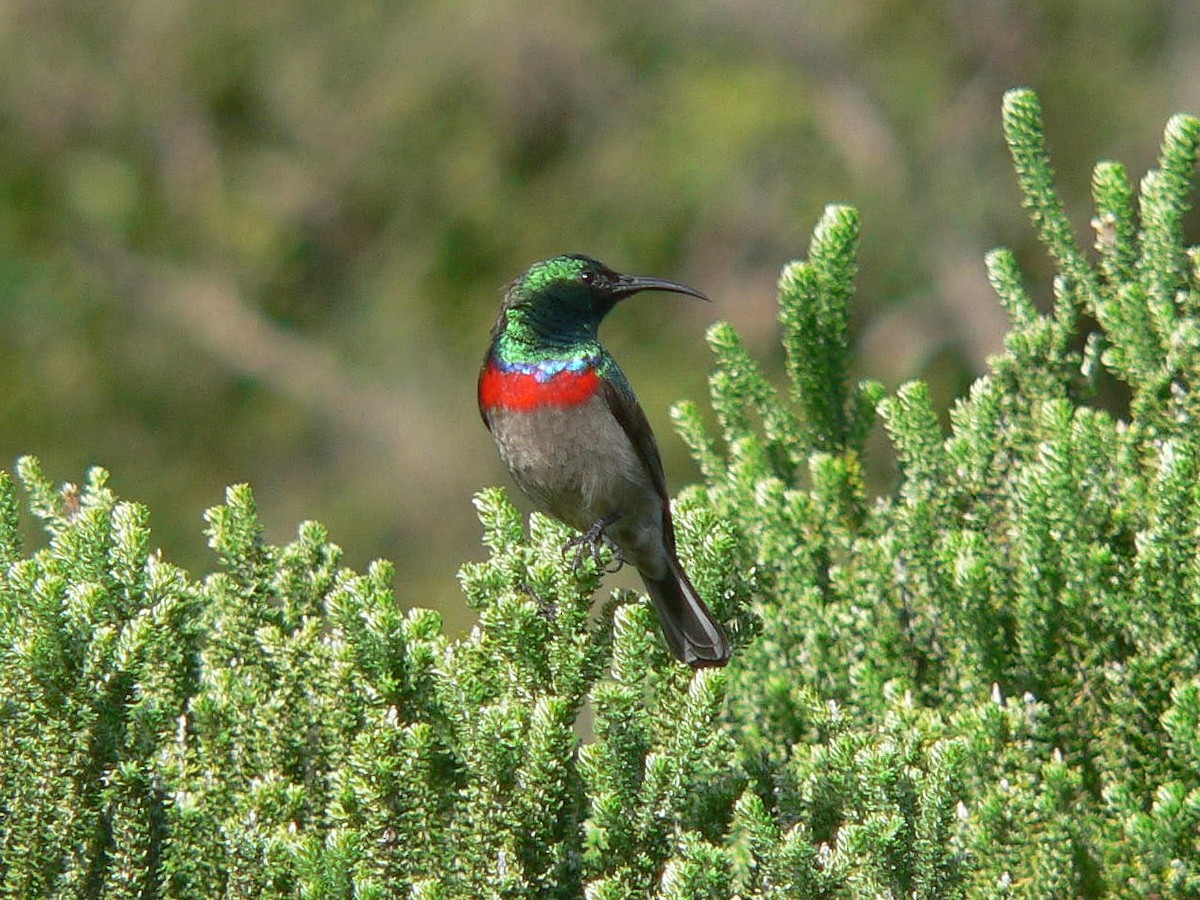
[563,516,625,573]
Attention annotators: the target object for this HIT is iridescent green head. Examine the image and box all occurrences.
[494,254,708,349]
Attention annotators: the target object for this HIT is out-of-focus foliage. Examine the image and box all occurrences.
[1,1,1197,615]
[3,91,1200,897]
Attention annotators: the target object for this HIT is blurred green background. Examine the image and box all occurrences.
[1,0,1197,633]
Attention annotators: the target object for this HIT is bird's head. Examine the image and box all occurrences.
[496,254,708,345]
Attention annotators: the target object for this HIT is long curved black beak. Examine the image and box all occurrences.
[610,273,710,303]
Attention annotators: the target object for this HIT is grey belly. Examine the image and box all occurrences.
[488,396,667,577]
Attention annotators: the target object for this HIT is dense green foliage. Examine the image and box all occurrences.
[3,90,1200,897]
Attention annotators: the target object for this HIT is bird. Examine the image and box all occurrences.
[478,254,730,668]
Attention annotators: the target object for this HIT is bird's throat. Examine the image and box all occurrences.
[479,356,602,411]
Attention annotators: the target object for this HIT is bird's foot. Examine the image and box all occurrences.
[563,514,625,573]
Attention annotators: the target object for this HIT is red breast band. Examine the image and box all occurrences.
[479,359,601,411]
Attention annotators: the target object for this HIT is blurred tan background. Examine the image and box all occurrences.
[2,0,1197,633]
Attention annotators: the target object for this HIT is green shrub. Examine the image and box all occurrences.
[2,88,1199,898]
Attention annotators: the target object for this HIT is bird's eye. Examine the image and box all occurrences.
[579,269,595,285]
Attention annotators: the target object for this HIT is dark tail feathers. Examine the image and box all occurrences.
[640,555,730,668]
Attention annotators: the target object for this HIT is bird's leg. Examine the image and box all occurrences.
[563,513,626,573]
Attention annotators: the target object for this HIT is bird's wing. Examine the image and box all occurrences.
[601,377,680,553]
[600,376,673,509]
